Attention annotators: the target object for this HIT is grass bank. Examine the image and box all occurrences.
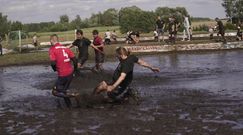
[1,37,241,67]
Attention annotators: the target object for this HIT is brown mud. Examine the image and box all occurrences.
[1,50,243,134]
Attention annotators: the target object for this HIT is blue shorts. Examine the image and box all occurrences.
[157,28,164,35]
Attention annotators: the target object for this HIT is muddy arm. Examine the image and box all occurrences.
[137,59,160,72]
[107,73,126,92]
[90,44,104,54]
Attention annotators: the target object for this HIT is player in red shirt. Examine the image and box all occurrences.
[49,34,79,108]
[92,30,105,72]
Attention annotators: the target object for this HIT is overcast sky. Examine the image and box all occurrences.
[0,0,226,23]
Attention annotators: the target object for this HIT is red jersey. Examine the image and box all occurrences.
[49,43,75,77]
[93,36,104,53]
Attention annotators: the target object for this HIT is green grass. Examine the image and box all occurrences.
[0,52,49,67]
[1,38,235,67]
[2,20,237,50]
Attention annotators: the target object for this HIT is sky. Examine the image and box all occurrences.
[0,0,226,23]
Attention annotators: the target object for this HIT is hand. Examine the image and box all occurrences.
[73,70,81,77]
[107,85,115,92]
[151,67,160,72]
[77,63,82,68]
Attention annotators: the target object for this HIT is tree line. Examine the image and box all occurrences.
[2,0,241,38]
[0,6,192,36]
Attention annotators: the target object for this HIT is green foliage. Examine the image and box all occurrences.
[191,17,211,22]
[9,31,28,40]
[224,22,237,30]
[193,24,209,32]
[0,13,11,37]
[155,7,189,23]
[1,6,191,34]
[222,0,243,19]
[50,23,69,32]
[102,8,119,26]
[119,6,156,33]
[59,15,69,23]
[11,21,23,31]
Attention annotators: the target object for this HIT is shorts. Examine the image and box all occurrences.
[107,86,128,100]
[95,52,105,63]
[157,28,164,35]
[78,55,88,65]
[105,39,111,45]
[55,73,73,97]
[33,42,38,46]
[218,31,225,36]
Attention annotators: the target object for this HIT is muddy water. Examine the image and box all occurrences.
[1,50,243,135]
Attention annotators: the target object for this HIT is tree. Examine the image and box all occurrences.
[11,21,23,31]
[119,6,145,33]
[0,13,11,37]
[60,15,69,23]
[155,7,189,23]
[70,15,82,29]
[222,0,243,23]
[101,8,119,26]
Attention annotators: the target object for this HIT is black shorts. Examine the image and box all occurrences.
[95,52,105,63]
[33,42,38,46]
[55,73,73,94]
[218,31,225,36]
[157,28,164,35]
[78,55,88,65]
[107,86,127,100]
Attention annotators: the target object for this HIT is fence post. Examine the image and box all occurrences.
[19,30,22,53]
[74,29,77,53]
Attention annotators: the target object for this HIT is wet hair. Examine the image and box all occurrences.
[92,29,99,35]
[116,47,130,56]
[76,29,83,35]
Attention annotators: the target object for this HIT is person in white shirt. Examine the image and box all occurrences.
[182,15,191,41]
[153,29,158,41]
[104,30,111,45]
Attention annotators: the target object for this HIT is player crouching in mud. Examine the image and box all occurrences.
[94,47,160,102]
[49,34,80,108]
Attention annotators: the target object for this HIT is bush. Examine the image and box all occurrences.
[224,22,237,30]
[193,24,209,32]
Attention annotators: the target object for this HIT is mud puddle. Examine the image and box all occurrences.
[1,50,243,134]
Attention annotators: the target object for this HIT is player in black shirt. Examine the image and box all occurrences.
[0,36,2,56]
[68,29,91,68]
[156,16,165,42]
[237,25,242,41]
[215,18,226,43]
[168,17,179,44]
[94,47,160,101]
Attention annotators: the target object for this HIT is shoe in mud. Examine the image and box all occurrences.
[123,88,140,104]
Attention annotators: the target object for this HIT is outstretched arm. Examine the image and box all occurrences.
[90,44,104,54]
[67,44,74,48]
[137,59,160,72]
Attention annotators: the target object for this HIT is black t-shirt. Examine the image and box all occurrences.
[217,21,224,32]
[168,20,178,33]
[156,19,164,29]
[112,55,139,88]
[72,37,91,58]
